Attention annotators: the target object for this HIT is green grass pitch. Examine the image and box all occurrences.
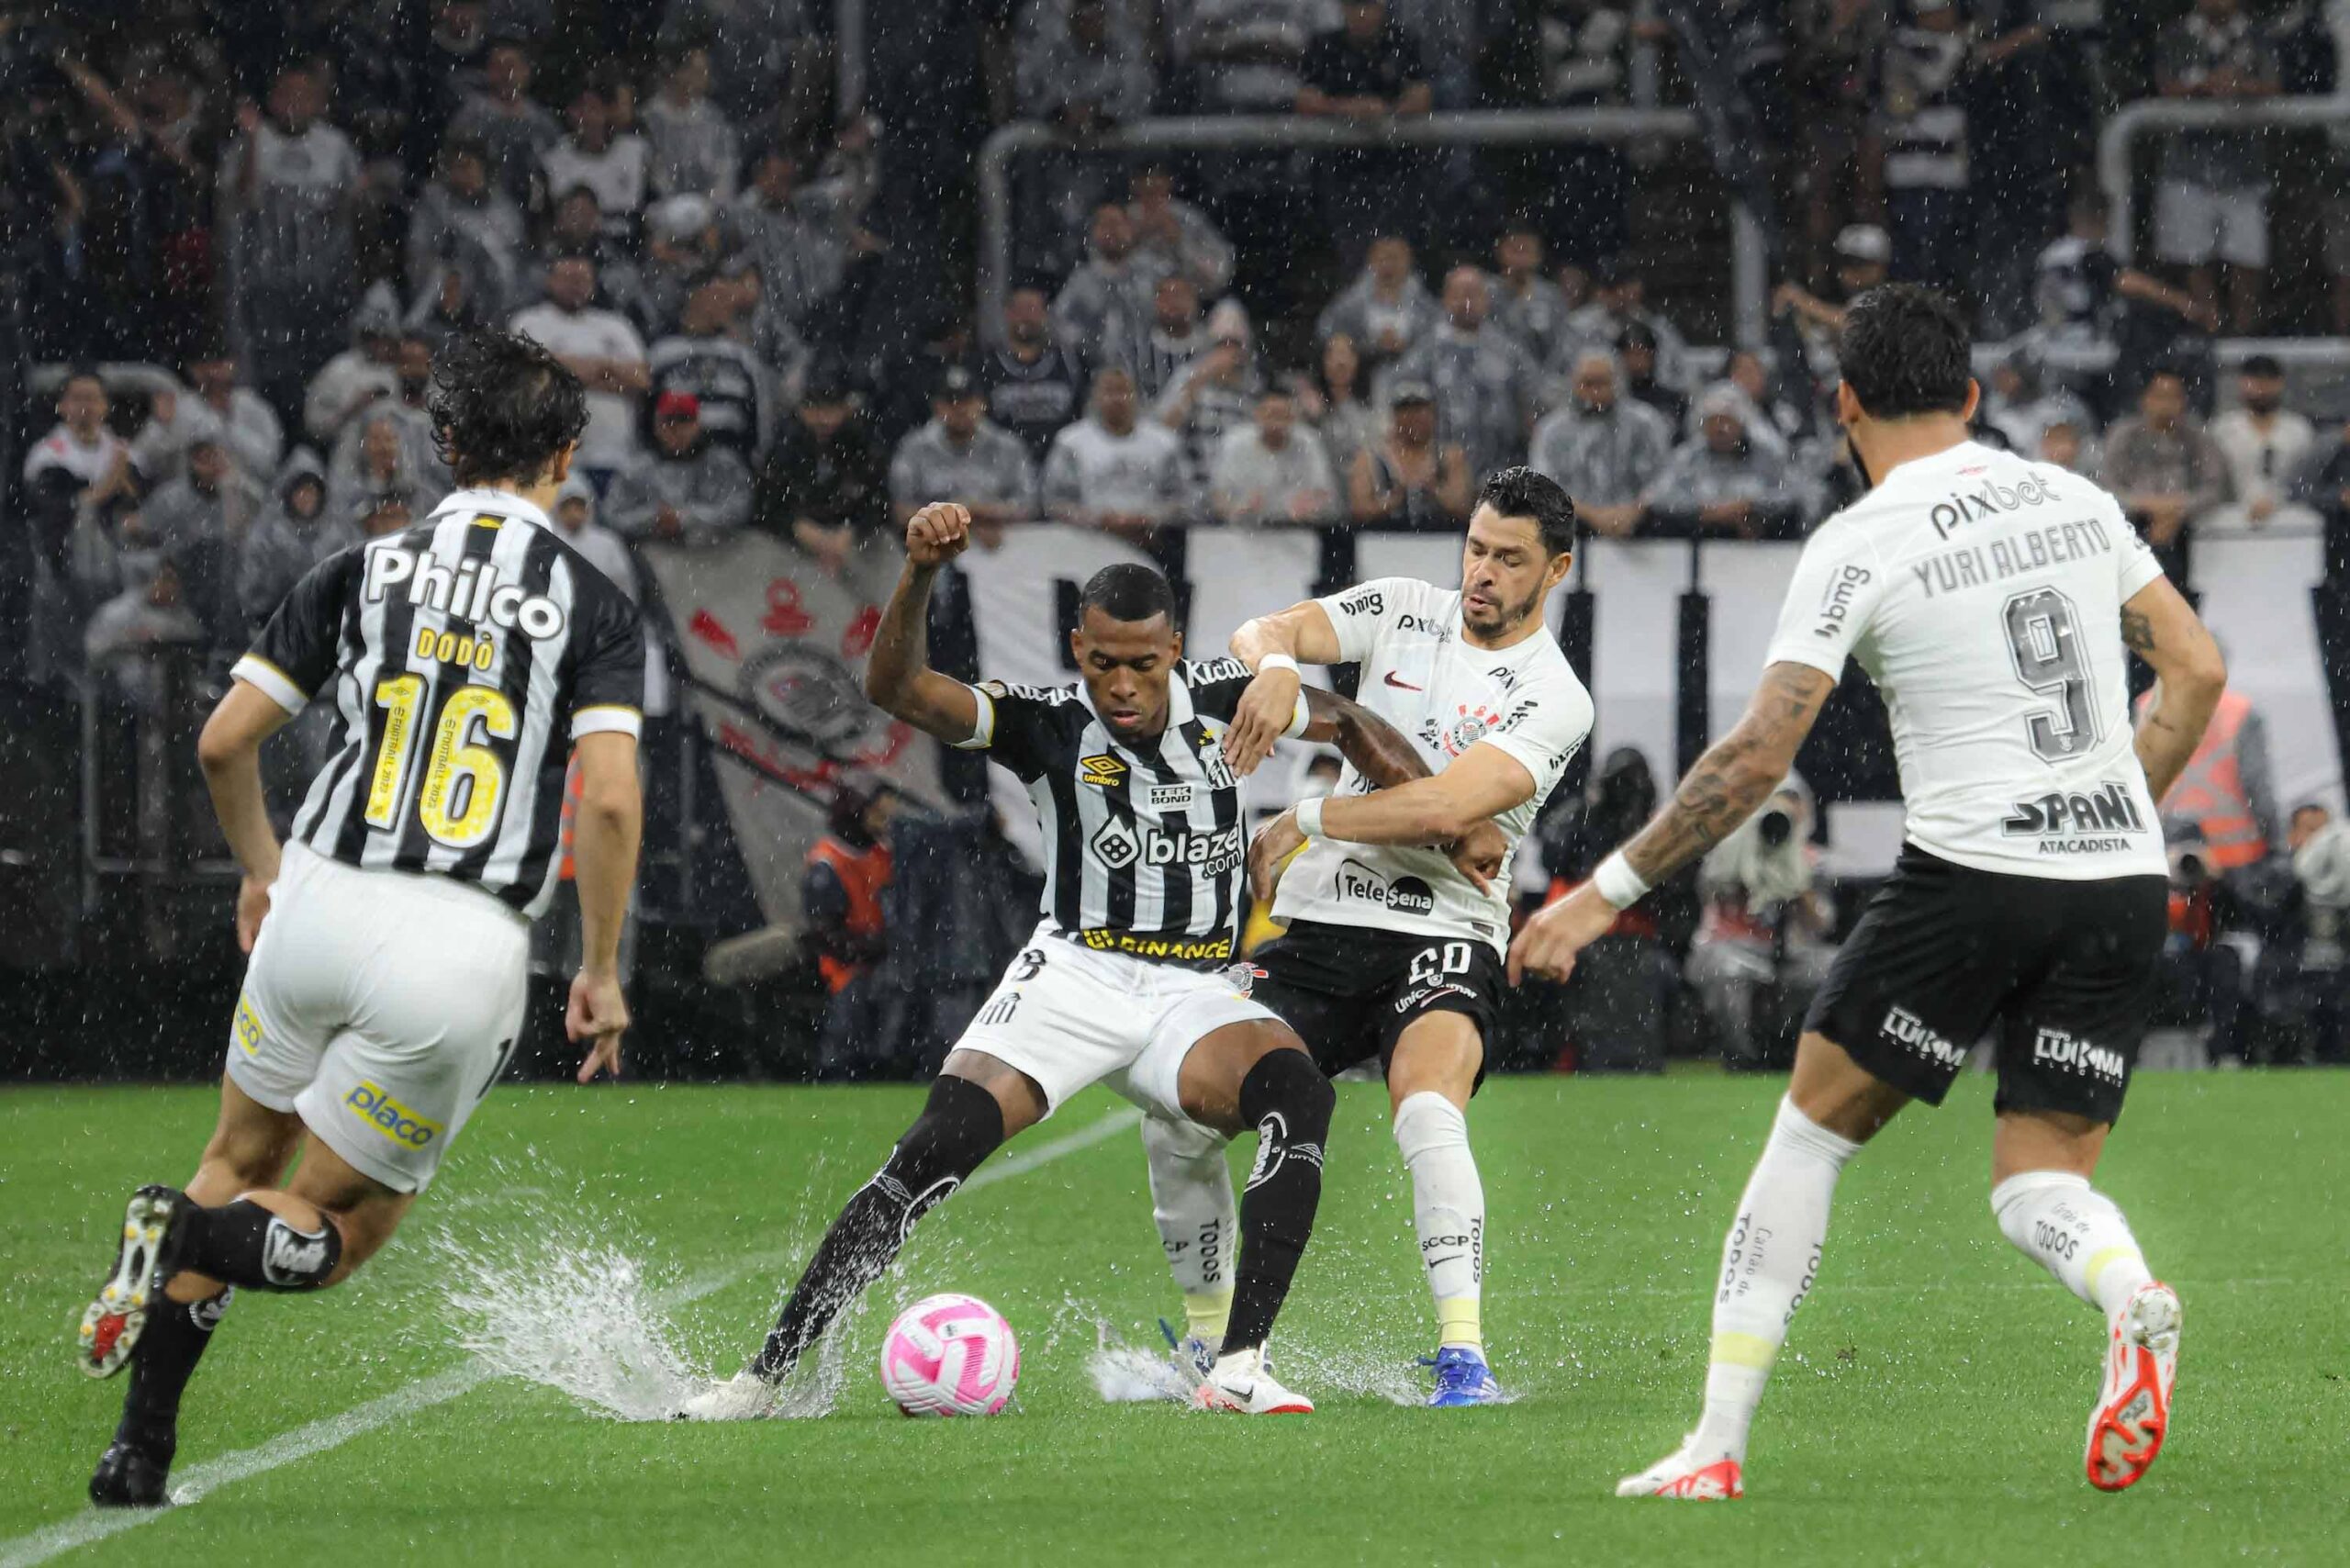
[2,1071,2343,1565]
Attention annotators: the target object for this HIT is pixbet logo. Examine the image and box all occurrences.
[1928,473,2060,538]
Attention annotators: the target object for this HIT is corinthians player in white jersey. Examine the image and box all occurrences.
[72,330,645,1506]
[1514,286,2228,1499]
[1150,468,1594,1407]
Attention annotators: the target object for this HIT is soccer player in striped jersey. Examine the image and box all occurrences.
[74,330,646,1507]
[681,501,1505,1420]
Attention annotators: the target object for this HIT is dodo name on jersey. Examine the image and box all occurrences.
[363,546,567,640]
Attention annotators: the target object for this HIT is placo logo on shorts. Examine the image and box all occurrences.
[2031,1027,2125,1086]
[233,994,263,1057]
[344,1081,443,1148]
[1336,858,1436,915]
[1881,1006,1965,1070]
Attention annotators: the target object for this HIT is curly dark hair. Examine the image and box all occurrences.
[1838,283,1973,420]
[1478,465,1578,557]
[428,330,590,488]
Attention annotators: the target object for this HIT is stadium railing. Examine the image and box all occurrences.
[972,108,1770,349]
[2098,95,2350,278]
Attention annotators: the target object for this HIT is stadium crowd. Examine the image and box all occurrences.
[6,0,2350,1074]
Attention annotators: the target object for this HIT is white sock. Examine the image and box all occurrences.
[1141,1114,1236,1345]
[1692,1095,1862,1464]
[1393,1091,1485,1352]
[1991,1170,2154,1319]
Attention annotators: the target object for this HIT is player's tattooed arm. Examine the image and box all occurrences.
[1509,661,1831,984]
[2121,577,2227,801]
[1620,662,1837,886]
[865,502,983,744]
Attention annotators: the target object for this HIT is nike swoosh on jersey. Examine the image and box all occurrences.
[1383,671,1424,691]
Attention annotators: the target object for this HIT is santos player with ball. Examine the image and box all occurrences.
[682,499,1507,1419]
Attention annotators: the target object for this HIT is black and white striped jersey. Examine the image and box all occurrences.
[955,657,1293,967]
[232,487,645,918]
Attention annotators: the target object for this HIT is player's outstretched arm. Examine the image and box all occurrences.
[197,681,297,953]
[865,501,983,745]
[1508,661,1834,984]
[2121,577,2227,801]
[569,730,642,1082]
[1223,599,1347,777]
[1249,687,1509,898]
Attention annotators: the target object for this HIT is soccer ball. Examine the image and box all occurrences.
[879,1293,1020,1417]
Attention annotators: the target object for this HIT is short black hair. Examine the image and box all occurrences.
[429,330,589,487]
[1838,284,1973,420]
[1477,466,1577,556]
[1079,563,1176,627]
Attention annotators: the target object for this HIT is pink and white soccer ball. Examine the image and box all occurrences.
[879,1293,1020,1417]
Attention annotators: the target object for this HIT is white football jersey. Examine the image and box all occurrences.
[1276,577,1594,952]
[1763,439,2168,880]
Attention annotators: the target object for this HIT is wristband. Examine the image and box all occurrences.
[1283,689,1311,738]
[1257,653,1299,677]
[1592,850,1651,909]
[1294,795,1325,838]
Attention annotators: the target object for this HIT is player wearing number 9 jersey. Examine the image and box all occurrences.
[1512,286,2228,1501]
[73,330,645,1509]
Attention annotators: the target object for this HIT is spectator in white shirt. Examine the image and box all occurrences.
[405,135,529,323]
[642,43,742,201]
[135,347,284,486]
[541,72,651,246]
[1128,165,1235,297]
[303,286,404,448]
[888,364,1038,532]
[2207,353,2319,532]
[510,255,653,484]
[1041,366,1192,539]
[1210,386,1339,526]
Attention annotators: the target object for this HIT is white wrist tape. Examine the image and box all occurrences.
[1284,690,1311,738]
[1257,653,1299,676]
[1294,796,1325,838]
[1592,850,1651,909]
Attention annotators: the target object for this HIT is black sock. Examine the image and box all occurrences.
[1222,1049,1335,1357]
[172,1199,341,1291]
[114,1289,233,1455]
[753,1075,1004,1382]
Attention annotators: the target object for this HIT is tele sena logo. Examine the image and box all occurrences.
[344,1081,443,1147]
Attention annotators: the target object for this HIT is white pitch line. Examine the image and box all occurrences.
[0,1103,1145,1568]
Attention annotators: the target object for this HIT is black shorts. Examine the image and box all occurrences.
[1805,845,2167,1126]
[1243,920,1503,1087]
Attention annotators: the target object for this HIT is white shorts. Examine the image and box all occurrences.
[227,843,531,1193]
[954,924,1279,1123]
[2153,179,2268,269]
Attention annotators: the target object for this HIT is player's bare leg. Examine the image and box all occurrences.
[696,1053,1043,1417]
[83,1085,411,1505]
[1619,1032,1902,1499]
[1989,1108,2177,1493]
[1175,1021,1334,1415]
[1386,1014,1501,1406]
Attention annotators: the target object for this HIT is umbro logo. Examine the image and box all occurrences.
[1079,753,1127,790]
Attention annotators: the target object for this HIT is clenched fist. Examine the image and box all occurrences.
[907,501,973,567]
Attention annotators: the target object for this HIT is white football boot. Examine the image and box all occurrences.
[2085,1281,2181,1492]
[677,1370,780,1422]
[1616,1436,1744,1500]
[1192,1345,1313,1415]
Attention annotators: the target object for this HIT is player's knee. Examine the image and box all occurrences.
[888,1074,1007,1193]
[1238,1047,1335,1139]
[201,1126,298,1193]
[1392,1090,1470,1159]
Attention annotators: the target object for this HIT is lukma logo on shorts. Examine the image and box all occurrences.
[344,1081,443,1147]
[1881,1005,1965,1069]
[2031,1027,2125,1086]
